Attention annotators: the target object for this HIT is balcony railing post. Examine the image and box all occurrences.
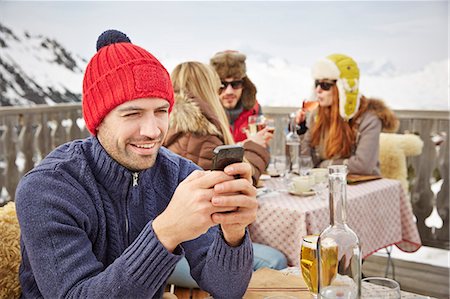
[0,104,448,251]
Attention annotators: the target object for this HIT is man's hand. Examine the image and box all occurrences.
[153,170,242,252]
[210,162,258,246]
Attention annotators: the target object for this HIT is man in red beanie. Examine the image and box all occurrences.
[15,30,256,299]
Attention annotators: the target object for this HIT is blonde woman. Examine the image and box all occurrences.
[298,54,399,175]
[165,61,270,184]
[164,61,287,289]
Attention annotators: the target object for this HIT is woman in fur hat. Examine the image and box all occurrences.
[164,61,287,289]
[298,54,399,175]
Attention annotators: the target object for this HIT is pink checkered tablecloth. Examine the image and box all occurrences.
[249,178,421,266]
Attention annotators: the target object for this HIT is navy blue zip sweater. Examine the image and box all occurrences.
[15,137,253,299]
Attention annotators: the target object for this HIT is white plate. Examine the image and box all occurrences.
[288,188,315,197]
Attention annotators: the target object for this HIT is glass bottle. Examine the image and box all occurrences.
[285,112,301,176]
[318,165,361,299]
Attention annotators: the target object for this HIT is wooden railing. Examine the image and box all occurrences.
[0,104,89,202]
[0,104,448,251]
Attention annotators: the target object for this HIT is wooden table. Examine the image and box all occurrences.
[250,178,421,266]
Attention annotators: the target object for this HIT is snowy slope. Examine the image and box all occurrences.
[0,23,86,106]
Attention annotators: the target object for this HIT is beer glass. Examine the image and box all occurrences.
[300,235,319,298]
[301,235,339,298]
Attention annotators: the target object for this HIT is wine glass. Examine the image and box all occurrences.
[361,277,401,299]
[299,155,313,176]
[265,118,276,134]
[302,99,319,112]
[248,115,266,136]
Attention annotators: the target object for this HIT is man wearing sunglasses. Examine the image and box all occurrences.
[210,50,272,146]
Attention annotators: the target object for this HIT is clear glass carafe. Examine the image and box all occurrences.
[318,165,361,299]
[285,112,301,175]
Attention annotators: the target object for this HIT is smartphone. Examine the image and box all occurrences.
[212,144,244,171]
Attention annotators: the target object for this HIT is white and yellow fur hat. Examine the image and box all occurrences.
[311,53,361,120]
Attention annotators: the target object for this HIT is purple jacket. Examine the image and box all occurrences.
[15,137,253,299]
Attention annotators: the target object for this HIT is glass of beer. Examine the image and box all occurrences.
[301,235,319,297]
[301,235,339,298]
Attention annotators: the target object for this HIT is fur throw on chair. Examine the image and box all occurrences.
[0,201,21,299]
[379,133,424,192]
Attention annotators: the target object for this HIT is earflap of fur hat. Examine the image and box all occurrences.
[210,50,247,79]
[240,76,257,110]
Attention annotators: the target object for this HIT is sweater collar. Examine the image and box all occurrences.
[87,136,140,189]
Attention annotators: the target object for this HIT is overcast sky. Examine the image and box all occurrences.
[1,1,449,110]
[2,1,448,71]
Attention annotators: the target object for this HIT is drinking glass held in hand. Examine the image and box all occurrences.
[265,118,276,134]
[248,115,266,136]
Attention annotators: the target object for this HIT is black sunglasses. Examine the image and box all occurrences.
[314,80,336,91]
[220,80,244,91]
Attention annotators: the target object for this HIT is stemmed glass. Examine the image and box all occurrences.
[265,118,276,134]
[248,115,266,136]
[302,99,319,112]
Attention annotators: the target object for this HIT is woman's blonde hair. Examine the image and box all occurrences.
[171,61,235,145]
[311,85,367,158]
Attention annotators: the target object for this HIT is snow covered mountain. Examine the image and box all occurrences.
[0,22,447,110]
[0,23,86,106]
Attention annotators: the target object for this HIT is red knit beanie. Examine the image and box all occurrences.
[82,30,174,135]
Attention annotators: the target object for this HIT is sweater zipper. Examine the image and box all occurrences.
[126,172,139,239]
[125,172,139,244]
[132,172,139,187]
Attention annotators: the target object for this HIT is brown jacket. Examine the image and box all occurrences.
[301,97,399,175]
[164,94,270,184]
